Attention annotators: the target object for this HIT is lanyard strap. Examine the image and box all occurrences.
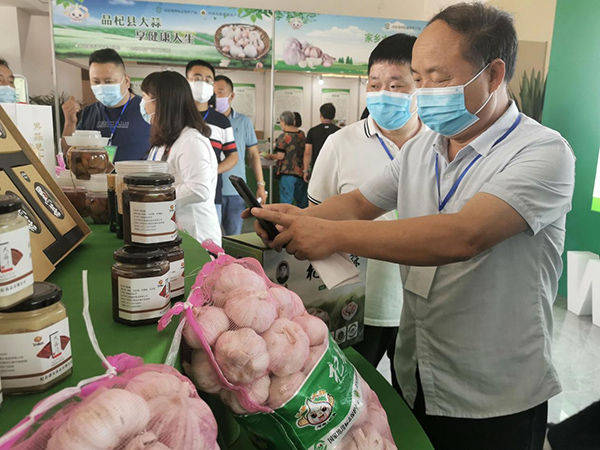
[102,95,131,145]
[376,135,394,161]
[435,114,522,212]
[203,110,209,121]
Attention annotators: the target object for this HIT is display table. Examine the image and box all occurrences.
[0,225,432,449]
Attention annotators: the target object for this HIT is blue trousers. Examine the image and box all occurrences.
[279,175,308,208]
[221,195,246,236]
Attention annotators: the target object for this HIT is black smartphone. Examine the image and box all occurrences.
[229,175,279,240]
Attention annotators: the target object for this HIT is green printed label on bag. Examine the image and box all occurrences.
[236,335,366,449]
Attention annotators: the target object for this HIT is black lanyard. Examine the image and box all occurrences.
[435,114,522,212]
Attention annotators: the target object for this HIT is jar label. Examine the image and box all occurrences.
[129,200,178,244]
[169,258,185,297]
[0,317,72,389]
[0,226,34,297]
[118,274,171,321]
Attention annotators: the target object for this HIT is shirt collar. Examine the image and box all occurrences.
[229,108,237,119]
[364,116,380,138]
[465,101,520,156]
[431,101,519,160]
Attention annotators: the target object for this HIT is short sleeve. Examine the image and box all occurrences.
[307,136,339,204]
[222,124,237,155]
[244,117,258,148]
[306,128,314,145]
[275,133,286,152]
[479,138,575,235]
[359,157,401,212]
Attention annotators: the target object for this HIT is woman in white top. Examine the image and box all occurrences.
[140,71,221,245]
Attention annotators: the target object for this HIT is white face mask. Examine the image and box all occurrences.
[189,80,214,103]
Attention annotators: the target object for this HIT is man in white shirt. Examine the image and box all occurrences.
[307,33,422,382]
[249,3,575,449]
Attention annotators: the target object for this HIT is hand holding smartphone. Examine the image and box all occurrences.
[229,175,279,240]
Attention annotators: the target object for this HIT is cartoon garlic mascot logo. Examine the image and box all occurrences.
[296,390,335,430]
[65,5,89,23]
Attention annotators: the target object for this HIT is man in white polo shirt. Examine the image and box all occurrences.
[308,33,421,382]
[250,3,575,449]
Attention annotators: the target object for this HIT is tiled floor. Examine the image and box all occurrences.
[375,297,600,424]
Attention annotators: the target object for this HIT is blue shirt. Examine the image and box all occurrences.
[222,109,258,196]
[77,94,151,162]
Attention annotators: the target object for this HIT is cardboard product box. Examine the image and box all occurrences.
[0,105,90,281]
[223,233,365,348]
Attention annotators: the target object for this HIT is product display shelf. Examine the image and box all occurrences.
[0,225,432,449]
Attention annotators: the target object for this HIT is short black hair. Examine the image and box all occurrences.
[0,59,9,69]
[429,2,518,81]
[186,59,215,77]
[214,75,234,92]
[88,48,125,69]
[293,112,302,128]
[320,103,335,120]
[368,33,416,74]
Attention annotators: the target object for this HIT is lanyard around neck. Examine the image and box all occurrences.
[102,95,131,145]
[202,110,209,121]
[376,135,394,161]
[435,113,522,212]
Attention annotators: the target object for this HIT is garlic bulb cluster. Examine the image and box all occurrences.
[38,368,218,450]
[218,25,266,60]
[183,262,332,414]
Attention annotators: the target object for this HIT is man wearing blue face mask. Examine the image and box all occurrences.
[61,48,150,162]
[308,33,421,377]
[0,59,16,103]
[249,3,575,449]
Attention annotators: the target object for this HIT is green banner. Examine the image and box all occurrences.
[52,1,273,69]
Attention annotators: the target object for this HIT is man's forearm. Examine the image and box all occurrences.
[304,190,385,221]
[218,152,238,174]
[334,214,475,266]
[248,147,264,183]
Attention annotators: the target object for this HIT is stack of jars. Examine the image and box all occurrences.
[111,172,185,327]
[0,195,73,402]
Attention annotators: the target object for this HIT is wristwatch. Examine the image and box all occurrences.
[257,181,266,186]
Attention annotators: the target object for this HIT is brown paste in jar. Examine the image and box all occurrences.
[112,246,170,326]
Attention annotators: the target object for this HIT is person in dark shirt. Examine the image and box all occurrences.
[185,59,238,218]
[61,48,151,162]
[303,103,340,182]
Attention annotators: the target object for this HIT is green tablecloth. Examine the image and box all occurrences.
[0,225,432,449]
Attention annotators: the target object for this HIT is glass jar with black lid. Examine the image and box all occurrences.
[112,246,170,326]
[122,172,177,246]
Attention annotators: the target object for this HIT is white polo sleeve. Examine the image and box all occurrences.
[307,135,339,205]
[480,137,575,235]
[359,156,401,213]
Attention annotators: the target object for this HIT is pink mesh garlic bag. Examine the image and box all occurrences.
[0,272,219,450]
[159,241,396,449]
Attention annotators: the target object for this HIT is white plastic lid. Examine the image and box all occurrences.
[114,160,168,174]
[65,130,110,148]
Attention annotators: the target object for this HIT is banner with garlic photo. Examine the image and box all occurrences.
[52,0,273,69]
[274,11,426,75]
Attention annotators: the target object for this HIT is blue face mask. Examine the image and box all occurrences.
[91,82,125,107]
[140,98,155,124]
[416,64,493,137]
[366,90,414,131]
[0,85,16,103]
